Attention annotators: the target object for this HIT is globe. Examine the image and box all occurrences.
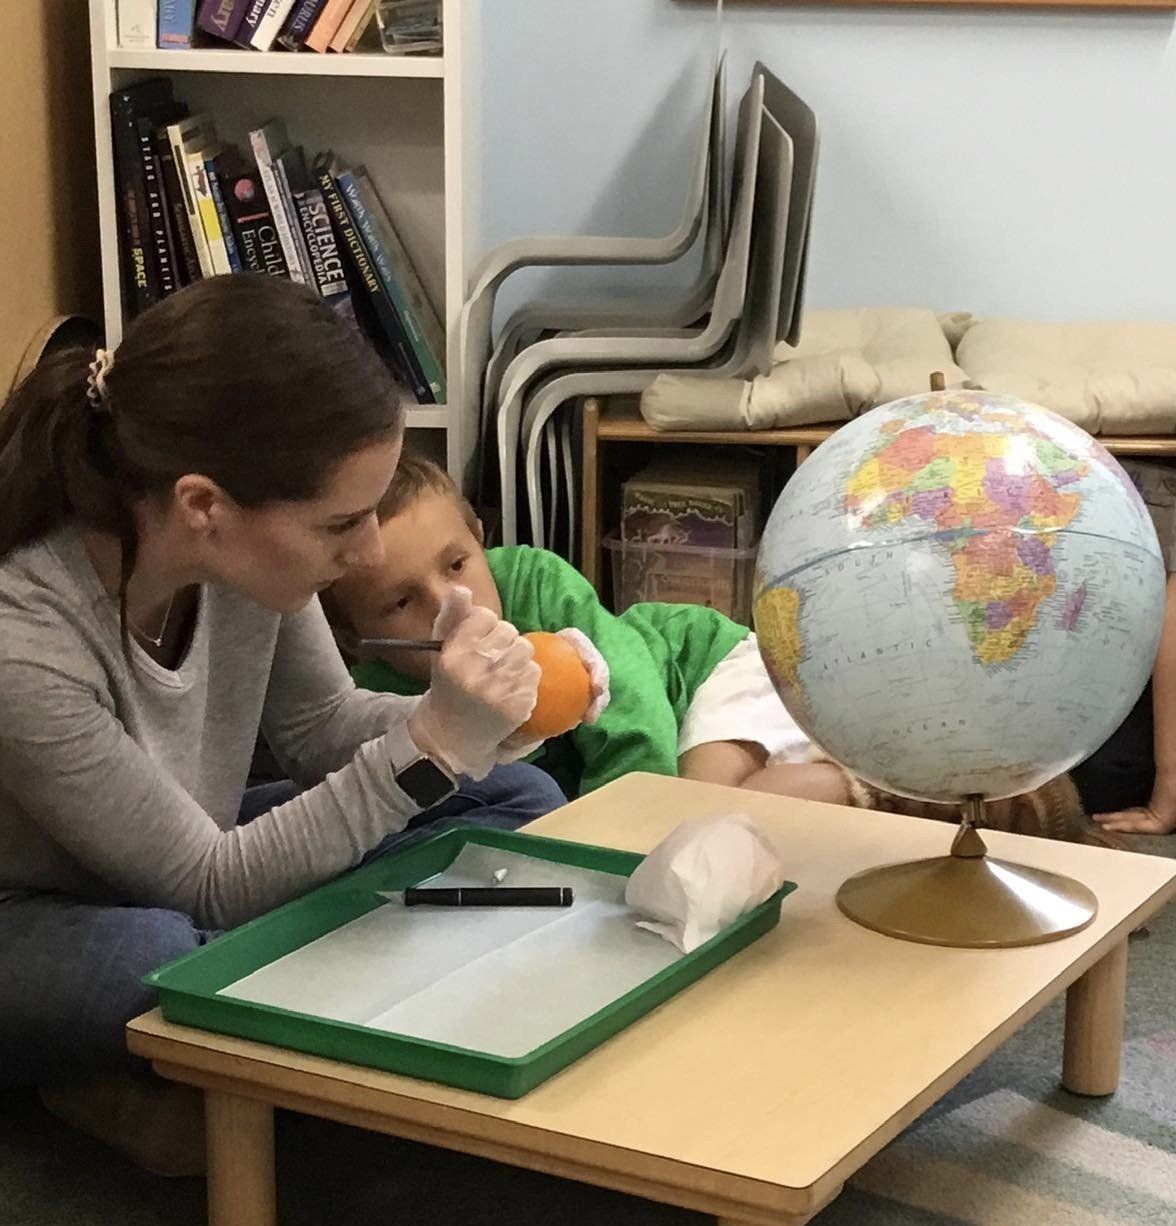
[754,389,1167,803]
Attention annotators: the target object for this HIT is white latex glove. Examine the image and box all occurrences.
[408,587,540,781]
[555,628,610,723]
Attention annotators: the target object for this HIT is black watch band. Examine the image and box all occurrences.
[395,753,457,809]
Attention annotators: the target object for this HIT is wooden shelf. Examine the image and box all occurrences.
[405,406,449,429]
[594,401,1176,456]
[107,48,444,79]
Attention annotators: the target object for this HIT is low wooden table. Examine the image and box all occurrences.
[128,774,1176,1226]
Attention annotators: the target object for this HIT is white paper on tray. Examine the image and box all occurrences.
[219,844,682,1057]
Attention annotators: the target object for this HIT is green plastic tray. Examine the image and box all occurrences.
[146,825,796,1098]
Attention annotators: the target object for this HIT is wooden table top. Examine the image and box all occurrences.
[129,775,1176,1218]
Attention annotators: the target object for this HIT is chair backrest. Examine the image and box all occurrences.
[756,63,819,347]
[725,108,793,380]
[703,73,766,335]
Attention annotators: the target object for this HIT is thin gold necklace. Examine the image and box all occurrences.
[130,591,177,648]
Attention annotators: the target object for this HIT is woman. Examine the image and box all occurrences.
[0,276,562,1170]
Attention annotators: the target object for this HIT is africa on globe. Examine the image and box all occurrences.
[753,389,1166,802]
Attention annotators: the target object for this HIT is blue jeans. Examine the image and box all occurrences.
[0,762,565,1087]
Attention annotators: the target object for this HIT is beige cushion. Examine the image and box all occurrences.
[641,308,967,431]
[956,319,1176,435]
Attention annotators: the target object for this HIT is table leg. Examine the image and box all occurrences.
[205,1090,277,1226]
[1063,940,1128,1096]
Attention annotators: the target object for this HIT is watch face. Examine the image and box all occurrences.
[398,757,456,809]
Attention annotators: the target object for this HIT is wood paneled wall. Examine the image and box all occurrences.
[1,1,101,391]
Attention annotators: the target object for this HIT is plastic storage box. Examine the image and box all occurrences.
[605,534,758,624]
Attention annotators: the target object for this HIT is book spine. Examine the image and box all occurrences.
[336,170,433,403]
[167,125,215,278]
[347,171,445,402]
[195,0,250,40]
[233,0,271,45]
[117,0,158,48]
[343,0,378,52]
[189,153,232,276]
[304,0,352,52]
[136,117,179,298]
[110,95,160,318]
[273,156,316,283]
[208,159,243,273]
[276,0,328,49]
[154,131,201,285]
[225,171,288,277]
[157,0,197,48]
[329,0,374,52]
[251,0,298,48]
[248,129,308,284]
[294,187,356,321]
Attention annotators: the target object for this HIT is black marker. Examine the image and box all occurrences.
[402,886,573,907]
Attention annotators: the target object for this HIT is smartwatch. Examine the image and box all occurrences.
[395,752,458,809]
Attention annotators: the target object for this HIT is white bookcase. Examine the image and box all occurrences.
[88,0,481,477]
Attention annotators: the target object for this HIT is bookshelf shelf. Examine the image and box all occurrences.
[108,48,445,80]
[91,0,481,468]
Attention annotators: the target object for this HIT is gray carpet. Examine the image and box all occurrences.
[4,834,1173,1226]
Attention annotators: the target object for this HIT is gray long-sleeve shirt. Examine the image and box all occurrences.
[0,526,427,929]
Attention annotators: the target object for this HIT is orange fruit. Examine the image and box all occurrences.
[519,631,593,739]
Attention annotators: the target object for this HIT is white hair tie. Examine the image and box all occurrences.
[86,348,114,410]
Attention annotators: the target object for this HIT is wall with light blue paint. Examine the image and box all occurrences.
[476,0,1176,323]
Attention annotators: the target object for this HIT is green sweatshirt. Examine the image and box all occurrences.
[351,546,748,796]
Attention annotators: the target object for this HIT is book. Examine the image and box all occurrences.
[314,154,398,326]
[251,0,299,49]
[348,166,446,400]
[329,0,377,52]
[277,0,329,50]
[335,167,435,402]
[137,106,188,299]
[157,0,198,47]
[117,0,158,48]
[273,147,318,283]
[166,115,218,278]
[188,144,234,276]
[233,0,272,46]
[153,128,201,285]
[110,78,175,318]
[304,0,353,51]
[223,165,288,277]
[196,0,251,41]
[293,185,356,321]
[208,153,244,273]
[248,121,309,285]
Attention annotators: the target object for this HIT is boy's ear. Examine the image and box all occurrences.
[474,518,486,546]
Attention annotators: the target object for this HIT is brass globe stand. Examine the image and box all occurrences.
[835,796,1098,948]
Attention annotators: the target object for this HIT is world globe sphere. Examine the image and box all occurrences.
[753,389,1166,803]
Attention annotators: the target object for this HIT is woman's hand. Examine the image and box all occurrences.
[407,587,540,781]
[1092,803,1176,835]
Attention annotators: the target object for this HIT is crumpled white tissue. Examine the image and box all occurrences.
[624,813,787,953]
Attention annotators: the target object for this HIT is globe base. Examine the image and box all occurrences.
[836,855,1098,948]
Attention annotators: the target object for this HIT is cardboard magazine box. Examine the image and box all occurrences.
[614,456,764,621]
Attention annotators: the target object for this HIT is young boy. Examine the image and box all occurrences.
[327,454,1101,844]
[326,453,850,802]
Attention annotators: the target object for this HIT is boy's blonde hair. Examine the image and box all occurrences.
[322,452,479,638]
[376,451,479,533]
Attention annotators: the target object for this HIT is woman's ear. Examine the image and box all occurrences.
[173,474,228,536]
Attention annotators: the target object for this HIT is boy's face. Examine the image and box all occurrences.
[331,487,503,681]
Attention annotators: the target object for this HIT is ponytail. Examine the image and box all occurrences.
[0,275,405,649]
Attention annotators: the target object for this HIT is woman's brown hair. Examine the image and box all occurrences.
[0,275,405,646]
